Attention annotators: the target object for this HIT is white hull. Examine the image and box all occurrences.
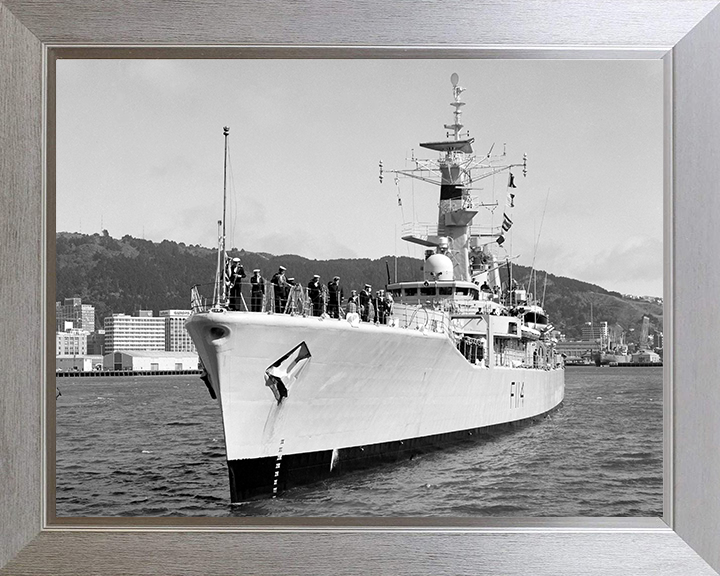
[187,310,565,498]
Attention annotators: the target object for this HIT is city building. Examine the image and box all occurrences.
[86,330,106,355]
[55,302,64,332]
[56,297,96,332]
[656,332,664,350]
[159,309,196,353]
[555,339,600,362]
[581,321,608,345]
[104,313,165,352]
[631,350,662,364]
[56,355,103,372]
[56,329,89,356]
[102,351,199,371]
[607,323,626,349]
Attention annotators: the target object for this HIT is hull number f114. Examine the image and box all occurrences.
[510,381,525,409]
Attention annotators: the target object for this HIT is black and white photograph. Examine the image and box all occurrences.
[55,58,663,518]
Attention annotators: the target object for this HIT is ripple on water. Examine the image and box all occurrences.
[55,369,663,517]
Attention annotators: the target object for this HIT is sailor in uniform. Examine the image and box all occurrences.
[307,274,322,316]
[228,257,246,311]
[250,269,265,312]
[347,290,359,314]
[376,289,388,324]
[383,290,394,323]
[271,266,288,313]
[327,276,343,318]
[345,289,360,325]
[359,284,372,322]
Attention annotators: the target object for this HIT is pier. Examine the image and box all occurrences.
[56,369,202,378]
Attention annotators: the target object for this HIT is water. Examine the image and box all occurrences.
[55,367,662,517]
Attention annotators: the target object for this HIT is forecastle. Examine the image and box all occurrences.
[56,232,663,342]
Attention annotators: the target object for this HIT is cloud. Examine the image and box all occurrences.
[575,236,663,295]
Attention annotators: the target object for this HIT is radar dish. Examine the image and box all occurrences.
[450,73,459,86]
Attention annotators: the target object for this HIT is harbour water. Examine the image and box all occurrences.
[56,366,662,517]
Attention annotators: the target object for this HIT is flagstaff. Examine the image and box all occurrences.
[221,126,229,305]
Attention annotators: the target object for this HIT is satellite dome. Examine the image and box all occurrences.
[424,253,454,281]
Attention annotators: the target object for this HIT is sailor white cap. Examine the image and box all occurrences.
[333,276,340,281]
[279,266,286,271]
[253,269,260,273]
[232,257,241,262]
[313,274,320,278]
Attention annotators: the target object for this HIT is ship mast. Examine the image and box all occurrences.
[214,126,230,308]
[383,74,526,283]
[221,126,230,304]
[446,72,465,141]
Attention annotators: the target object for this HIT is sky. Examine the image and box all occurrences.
[56,59,663,297]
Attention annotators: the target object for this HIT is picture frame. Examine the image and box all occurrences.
[2,1,720,574]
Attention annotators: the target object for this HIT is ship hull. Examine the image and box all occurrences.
[226,407,559,500]
[187,310,565,500]
[594,352,632,366]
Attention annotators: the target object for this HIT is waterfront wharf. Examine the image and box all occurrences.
[56,370,202,378]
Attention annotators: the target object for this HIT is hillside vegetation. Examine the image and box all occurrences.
[56,231,662,340]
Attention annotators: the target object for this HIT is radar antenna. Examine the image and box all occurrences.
[445,73,466,141]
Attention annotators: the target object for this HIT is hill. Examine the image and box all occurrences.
[55,231,662,341]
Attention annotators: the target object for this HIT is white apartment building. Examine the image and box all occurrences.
[159,309,196,353]
[103,313,165,352]
[56,329,89,356]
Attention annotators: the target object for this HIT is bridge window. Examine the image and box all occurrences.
[439,286,453,296]
[404,287,418,296]
[420,286,436,296]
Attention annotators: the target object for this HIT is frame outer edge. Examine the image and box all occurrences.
[1,0,719,574]
[0,1,44,570]
[671,3,720,573]
[1,0,719,46]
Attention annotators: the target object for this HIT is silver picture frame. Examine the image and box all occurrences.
[2,1,719,574]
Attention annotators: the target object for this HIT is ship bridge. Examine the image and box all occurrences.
[386,279,480,302]
[386,279,507,317]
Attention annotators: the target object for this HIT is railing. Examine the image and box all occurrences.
[491,337,561,370]
[190,283,216,313]
[439,196,485,213]
[401,221,498,238]
[190,281,396,322]
[191,281,309,315]
[393,303,452,336]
